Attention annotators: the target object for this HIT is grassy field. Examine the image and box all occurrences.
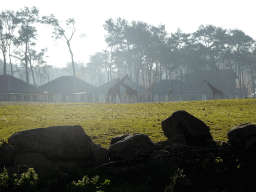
[0,98,256,149]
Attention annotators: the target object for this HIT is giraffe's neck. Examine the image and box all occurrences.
[114,75,127,88]
[122,83,131,90]
[206,81,218,91]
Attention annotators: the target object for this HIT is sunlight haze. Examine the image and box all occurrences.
[2,0,255,68]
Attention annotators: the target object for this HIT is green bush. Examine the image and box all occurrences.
[1,167,111,192]
[13,167,39,191]
[0,167,13,191]
[0,167,39,192]
[63,175,111,192]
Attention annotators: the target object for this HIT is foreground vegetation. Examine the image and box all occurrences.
[1,98,256,191]
[1,98,256,148]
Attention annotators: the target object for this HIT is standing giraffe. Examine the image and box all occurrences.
[145,72,157,102]
[168,87,172,101]
[168,83,173,101]
[145,84,155,102]
[107,74,129,103]
[203,80,224,99]
[121,82,139,103]
[145,73,157,102]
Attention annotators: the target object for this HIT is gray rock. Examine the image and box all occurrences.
[227,123,256,152]
[13,153,53,168]
[110,134,130,145]
[149,150,169,160]
[93,147,109,166]
[108,133,156,161]
[8,125,97,160]
[162,110,213,147]
[0,142,15,166]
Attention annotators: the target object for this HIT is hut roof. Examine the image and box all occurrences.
[97,78,119,94]
[121,79,145,94]
[0,75,43,93]
[154,79,208,94]
[38,76,98,94]
[97,77,145,94]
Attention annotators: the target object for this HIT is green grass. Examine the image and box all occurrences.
[1,98,256,149]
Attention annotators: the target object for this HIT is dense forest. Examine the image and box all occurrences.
[1,6,256,97]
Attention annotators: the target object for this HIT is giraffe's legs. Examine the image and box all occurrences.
[118,93,122,103]
[124,94,127,103]
[111,94,116,103]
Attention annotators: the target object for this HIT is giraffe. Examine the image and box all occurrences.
[145,72,157,102]
[121,82,139,103]
[145,84,154,102]
[168,87,172,101]
[168,82,173,101]
[203,80,224,99]
[107,74,129,103]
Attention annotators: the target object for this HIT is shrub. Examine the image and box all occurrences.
[63,175,111,192]
[0,166,14,191]
[0,167,39,192]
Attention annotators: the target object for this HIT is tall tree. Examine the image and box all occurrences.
[85,52,106,86]
[0,10,20,75]
[0,10,20,76]
[104,18,129,80]
[0,16,8,75]
[192,24,227,71]
[227,29,255,98]
[166,28,191,81]
[32,48,49,85]
[14,6,39,83]
[42,14,78,77]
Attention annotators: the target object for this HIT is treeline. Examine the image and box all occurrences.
[1,7,256,97]
[0,6,79,85]
[88,18,256,96]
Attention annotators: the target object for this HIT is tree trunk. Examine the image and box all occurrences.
[3,54,7,75]
[1,36,7,75]
[251,67,256,98]
[238,62,243,98]
[165,63,168,79]
[134,56,140,83]
[169,63,171,80]
[8,42,14,76]
[141,68,145,88]
[241,66,246,98]
[179,66,183,81]
[28,55,36,86]
[25,42,29,83]
[67,41,76,77]
[44,68,50,83]
[9,57,13,77]
[159,62,162,81]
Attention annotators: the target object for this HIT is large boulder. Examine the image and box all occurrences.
[108,133,156,161]
[13,153,53,168]
[110,134,130,145]
[227,122,256,153]
[0,142,15,166]
[92,147,109,166]
[162,110,213,147]
[8,125,98,160]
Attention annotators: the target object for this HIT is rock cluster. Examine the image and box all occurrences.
[1,110,256,191]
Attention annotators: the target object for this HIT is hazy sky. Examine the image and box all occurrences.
[2,0,255,68]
